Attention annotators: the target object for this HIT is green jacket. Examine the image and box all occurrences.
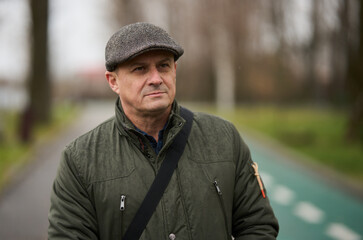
[48,100,279,239]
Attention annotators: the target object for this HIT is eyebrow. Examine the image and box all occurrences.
[157,57,173,63]
[128,57,173,68]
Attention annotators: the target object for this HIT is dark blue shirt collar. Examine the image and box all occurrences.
[135,124,167,155]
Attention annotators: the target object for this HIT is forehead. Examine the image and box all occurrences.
[122,50,174,66]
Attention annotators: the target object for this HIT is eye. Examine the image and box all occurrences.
[132,66,145,72]
[159,63,171,70]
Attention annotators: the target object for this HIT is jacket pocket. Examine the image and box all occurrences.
[213,179,231,240]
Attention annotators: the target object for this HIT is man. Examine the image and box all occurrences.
[48,22,279,239]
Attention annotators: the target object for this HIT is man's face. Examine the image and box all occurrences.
[106,50,177,117]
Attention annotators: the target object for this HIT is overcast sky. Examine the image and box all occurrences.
[0,0,114,82]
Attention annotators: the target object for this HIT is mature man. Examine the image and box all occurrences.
[48,22,279,239]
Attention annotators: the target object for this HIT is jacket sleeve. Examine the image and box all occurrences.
[48,148,98,240]
[231,126,279,239]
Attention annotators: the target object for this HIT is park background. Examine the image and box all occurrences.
[0,0,362,239]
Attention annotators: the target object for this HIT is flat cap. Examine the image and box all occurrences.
[105,22,184,71]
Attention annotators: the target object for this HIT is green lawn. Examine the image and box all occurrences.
[0,102,78,191]
[229,106,362,183]
[188,104,363,183]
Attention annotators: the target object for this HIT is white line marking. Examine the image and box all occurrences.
[271,185,295,205]
[326,223,361,240]
[259,171,273,189]
[293,201,324,224]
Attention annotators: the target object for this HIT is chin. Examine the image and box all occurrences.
[145,101,171,113]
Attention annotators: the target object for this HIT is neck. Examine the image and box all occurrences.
[124,107,171,141]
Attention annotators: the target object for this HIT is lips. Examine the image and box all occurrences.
[146,91,165,96]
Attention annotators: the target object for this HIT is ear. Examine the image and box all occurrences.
[173,62,177,79]
[105,71,120,94]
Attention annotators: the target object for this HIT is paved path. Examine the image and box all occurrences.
[0,101,114,240]
[242,131,363,240]
[0,101,362,239]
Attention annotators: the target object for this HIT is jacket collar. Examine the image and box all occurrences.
[114,97,183,138]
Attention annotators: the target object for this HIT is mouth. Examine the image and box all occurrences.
[145,91,165,97]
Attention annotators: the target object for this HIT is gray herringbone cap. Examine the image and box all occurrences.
[105,22,184,71]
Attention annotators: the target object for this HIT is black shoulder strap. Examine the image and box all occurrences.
[122,107,194,240]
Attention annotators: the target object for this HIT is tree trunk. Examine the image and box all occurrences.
[346,0,363,142]
[213,25,235,113]
[306,0,322,102]
[328,0,349,105]
[29,0,51,124]
[20,0,50,142]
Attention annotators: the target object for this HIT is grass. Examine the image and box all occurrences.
[188,103,363,184]
[0,102,79,191]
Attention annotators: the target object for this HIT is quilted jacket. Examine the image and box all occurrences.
[48,99,279,239]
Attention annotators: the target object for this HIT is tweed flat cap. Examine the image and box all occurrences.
[105,22,184,71]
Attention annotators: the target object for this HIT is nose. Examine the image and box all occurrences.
[148,67,163,86]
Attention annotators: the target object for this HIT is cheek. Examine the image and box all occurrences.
[168,80,176,99]
[120,78,140,93]
[118,81,134,100]
[171,77,177,91]
[130,83,147,101]
[166,74,176,88]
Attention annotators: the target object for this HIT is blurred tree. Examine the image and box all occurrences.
[328,0,349,105]
[107,0,360,113]
[306,0,323,102]
[111,0,142,26]
[29,0,50,123]
[20,0,50,142]
[210,0,236,111]
[270,0,298,102]
[346,0,363,142]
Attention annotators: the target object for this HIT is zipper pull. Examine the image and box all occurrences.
[251,162,266,198]
[213,180,222,195]
[120,195,126,211]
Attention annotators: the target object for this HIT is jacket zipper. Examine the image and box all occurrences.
[213,180,231,240]
[120,195,126,239]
